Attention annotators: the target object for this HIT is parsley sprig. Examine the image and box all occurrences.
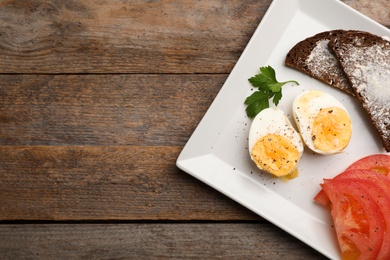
[245,66,299,118]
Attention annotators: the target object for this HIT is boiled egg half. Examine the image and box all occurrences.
[248,107,304,177]
[292,89,352,154]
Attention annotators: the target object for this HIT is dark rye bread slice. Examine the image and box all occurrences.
[285,30,355,96]
[329,30,390,152]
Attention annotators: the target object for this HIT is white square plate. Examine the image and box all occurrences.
[176,0,390,258]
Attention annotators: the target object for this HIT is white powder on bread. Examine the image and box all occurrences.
[338,42,390,147]
[344,45,390,104]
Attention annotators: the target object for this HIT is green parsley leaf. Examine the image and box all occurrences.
[244,91,270,118]
[245,66,299,118]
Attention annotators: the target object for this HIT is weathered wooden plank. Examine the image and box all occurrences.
[0,145,260,221]
[0,223,327,259]
[0,0,271,74]
[0,74,223,146]
[343,0,390,27]
[0,0,388,74]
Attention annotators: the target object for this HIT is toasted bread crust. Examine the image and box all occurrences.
[329,31,390,152]
[285,30,355,96]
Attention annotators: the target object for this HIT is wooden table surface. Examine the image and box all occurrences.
[0,0,389,259]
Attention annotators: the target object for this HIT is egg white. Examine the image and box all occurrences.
[248,107,304,175]
[292,89,352,154]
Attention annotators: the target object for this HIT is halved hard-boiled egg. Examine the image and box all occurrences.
[248,107,304,177]
[292,89,352,155]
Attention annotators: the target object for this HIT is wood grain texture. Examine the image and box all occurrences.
[0,0,386,74]
[0,74,223,146]
[0,145,260,221]
[0,0,271,74]
[343,0,390,27]
[0,223,327,259]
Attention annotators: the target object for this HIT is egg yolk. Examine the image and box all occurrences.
[312,107,352,153]
[251,134,300,177]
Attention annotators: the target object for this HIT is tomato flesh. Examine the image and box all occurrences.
[314,186,331,206]
[322,178,385,259]
[315,154,390,259]
[346,154,390,175]
[337,171,390,259]
[314,154,390,206]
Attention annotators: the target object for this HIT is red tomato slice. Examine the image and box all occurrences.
[322,178,385,259]
[346,154,390,175]
[313,185,331,206]
[336,171,390,259]
[314,154,390,206]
